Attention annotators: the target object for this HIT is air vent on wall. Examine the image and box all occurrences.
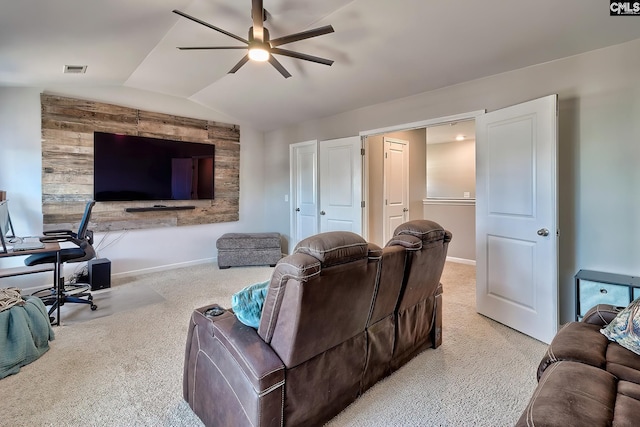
[63,65,87,74]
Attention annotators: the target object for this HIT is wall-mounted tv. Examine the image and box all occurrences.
[94,132,214,202]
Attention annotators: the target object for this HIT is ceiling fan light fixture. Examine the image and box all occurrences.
[173,1,334,77]
[248,45,270,62]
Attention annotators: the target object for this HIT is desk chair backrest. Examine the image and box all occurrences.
[77,200,96,241]
[44,200,96,243]
[60,199,96,263]
[30,200,96,264]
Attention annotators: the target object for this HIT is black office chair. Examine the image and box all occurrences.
[27,200,98,324]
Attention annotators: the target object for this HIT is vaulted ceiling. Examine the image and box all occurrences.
[2,0,640,131]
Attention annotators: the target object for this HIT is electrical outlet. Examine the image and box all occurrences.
[284,194,289,202]
[463,192,470,198]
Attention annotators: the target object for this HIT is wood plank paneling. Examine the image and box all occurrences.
[41,94,240,232]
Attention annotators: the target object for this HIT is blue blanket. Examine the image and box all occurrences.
[0,296,55,379]
[231,280,270,329]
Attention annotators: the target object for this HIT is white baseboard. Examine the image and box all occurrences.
[446,256,476,266]
[112,257,216,278]
[18,258,217,294]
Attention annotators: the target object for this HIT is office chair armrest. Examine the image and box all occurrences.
[43,229,77,237]
[39,235,83,245]
[40,235,69,243]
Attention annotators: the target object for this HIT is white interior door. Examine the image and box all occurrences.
[476,94,558,344]
[290,140,318,251]
[383,138,409,243]
[319,136,362,234]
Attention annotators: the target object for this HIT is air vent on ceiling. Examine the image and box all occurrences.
[63,65,87,74]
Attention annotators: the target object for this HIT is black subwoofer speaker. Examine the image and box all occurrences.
[89,258,111,291]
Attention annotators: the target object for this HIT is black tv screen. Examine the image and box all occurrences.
[94,132,215,202]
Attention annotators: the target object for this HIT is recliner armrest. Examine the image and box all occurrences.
[582,304,622,326]
[212,315,285,392]
[184,306,285,427]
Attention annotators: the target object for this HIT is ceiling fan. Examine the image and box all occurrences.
[173,0,335,78]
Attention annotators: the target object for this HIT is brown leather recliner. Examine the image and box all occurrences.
[183,221,451,426]
[390,220,451,369]
[516,304,640,427]
[362,220,452,390]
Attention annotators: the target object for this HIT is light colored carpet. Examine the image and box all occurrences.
[0,262,546,426]
[54,283,166,325]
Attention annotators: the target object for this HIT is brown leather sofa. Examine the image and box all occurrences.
[517,304,640,426]
[183,220,451,426]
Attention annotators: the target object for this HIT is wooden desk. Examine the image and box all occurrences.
[0,241,60,259]
[0,242,60,275]
[0,241,62,324]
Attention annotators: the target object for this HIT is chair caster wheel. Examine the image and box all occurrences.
[91,304,97,311]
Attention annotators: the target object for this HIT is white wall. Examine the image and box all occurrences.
[264,38,640,324]
[0,88,42,236]
[0,86,267,287]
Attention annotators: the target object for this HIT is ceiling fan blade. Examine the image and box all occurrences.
[268,55,292,78]
[269,25,335,47]
[177,46,247,50]
[271,48,334,66]
[228,55,250,74]
[252,0,265,41]
[173,9,248,45]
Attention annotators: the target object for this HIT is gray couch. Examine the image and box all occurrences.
[183,220,452,426]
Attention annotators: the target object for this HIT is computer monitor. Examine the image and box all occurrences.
[0,201,15,252]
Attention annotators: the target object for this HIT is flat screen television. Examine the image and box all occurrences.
[93,132,215,202]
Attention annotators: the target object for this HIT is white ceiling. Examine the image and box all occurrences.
[2,0,640,131]
[427,120,476,145]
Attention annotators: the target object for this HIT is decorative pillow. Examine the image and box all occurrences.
[600,297,640,355]
[231,279,270,329]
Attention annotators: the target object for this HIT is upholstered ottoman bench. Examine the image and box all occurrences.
[216,232,282,269]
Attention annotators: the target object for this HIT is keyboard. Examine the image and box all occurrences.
[11,237,45,251]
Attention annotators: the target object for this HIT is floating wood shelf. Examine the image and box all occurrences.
[124,206,196,213]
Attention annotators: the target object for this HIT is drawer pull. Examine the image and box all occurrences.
[600,288,608,294]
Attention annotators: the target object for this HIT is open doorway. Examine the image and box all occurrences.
[362,114,478,265]
[360,96,559,343]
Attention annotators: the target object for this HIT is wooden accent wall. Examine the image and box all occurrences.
[41,94,240,232]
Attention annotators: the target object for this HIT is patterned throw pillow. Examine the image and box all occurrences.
[601,297,640,355]
[231,279,270,329]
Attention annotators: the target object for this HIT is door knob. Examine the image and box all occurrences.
[295,208,300,212]
[403,208,408,212]
[537,228,550,237]
[320,211,326,215]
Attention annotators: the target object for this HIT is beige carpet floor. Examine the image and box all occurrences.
[0,262,546,426]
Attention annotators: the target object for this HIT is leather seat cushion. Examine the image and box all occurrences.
[518,361,616,427]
